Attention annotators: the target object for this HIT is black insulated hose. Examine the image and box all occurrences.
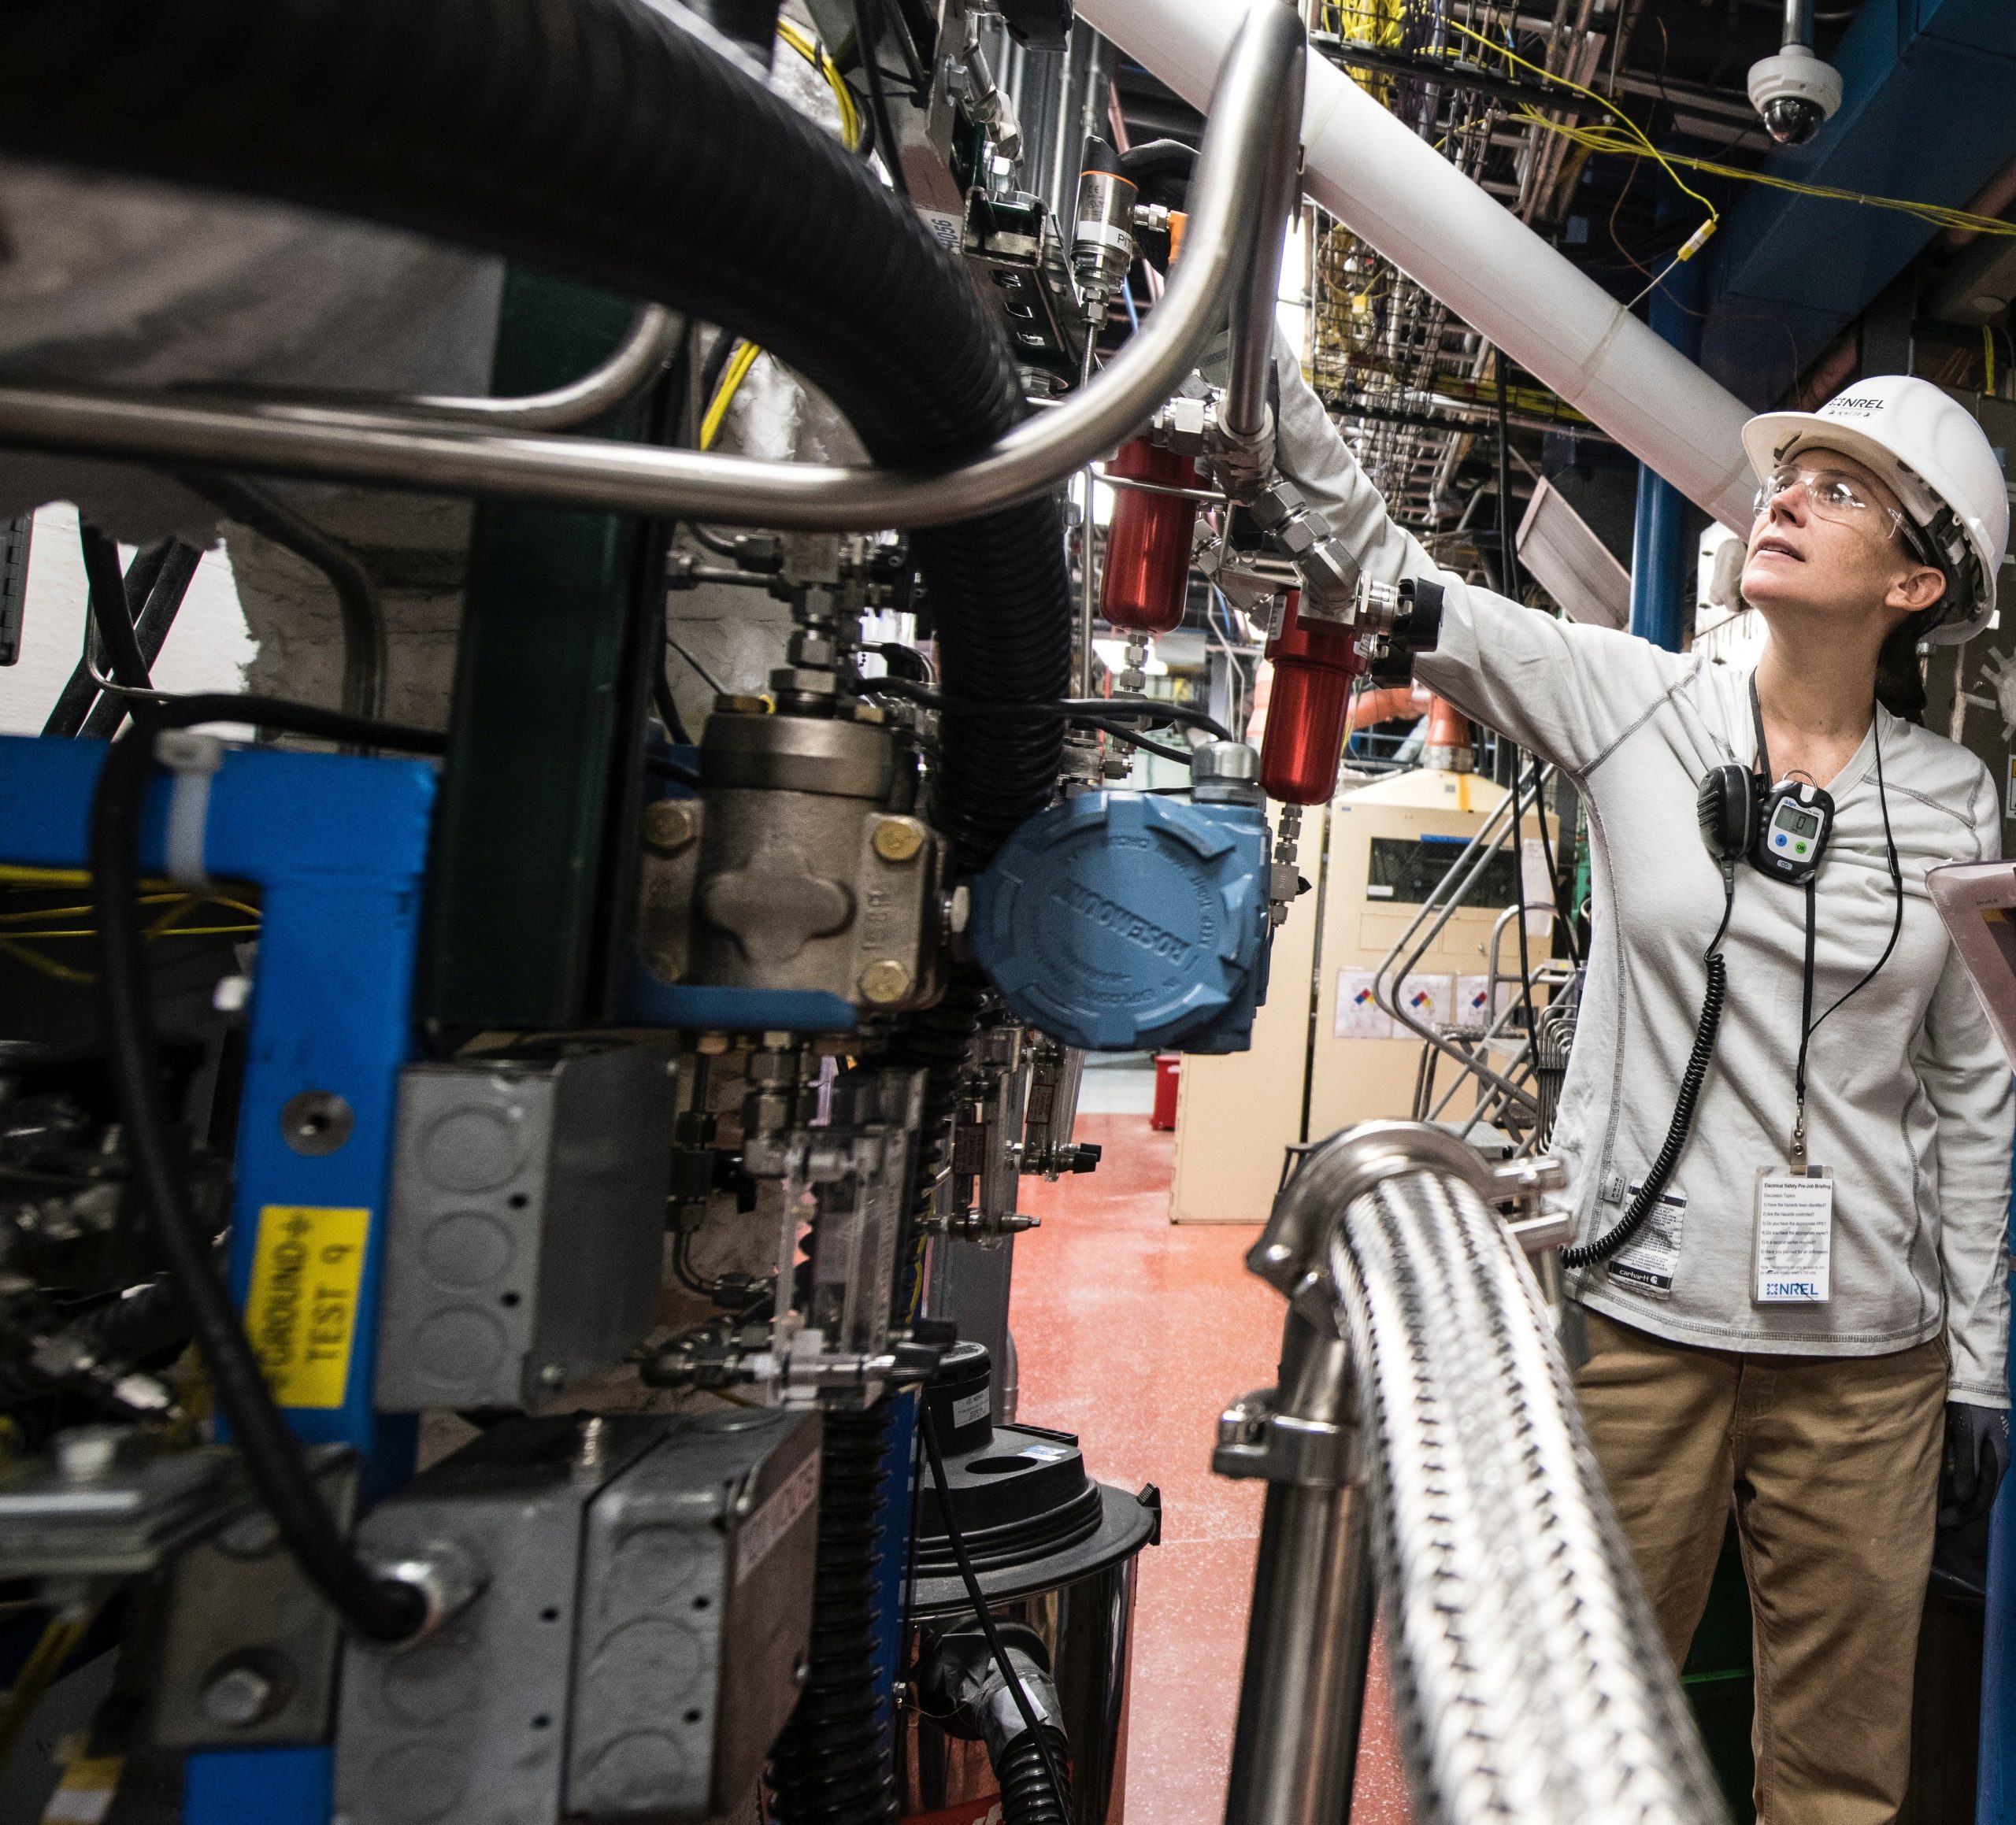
[1560,950,1726,1270]
[995,1727,1074,1825]
[0,0,1071,872]
[769,1405,899,1825]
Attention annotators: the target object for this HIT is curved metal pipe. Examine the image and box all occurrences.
[1233,1124,1729,1825]
[1222,6,1304,447]
[206,304,685,431]
[0,11,1301,531]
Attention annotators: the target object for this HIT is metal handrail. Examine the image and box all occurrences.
[1218,1122,1729,1825]
[1369,764,1547,1123]
[0,7,1303,531]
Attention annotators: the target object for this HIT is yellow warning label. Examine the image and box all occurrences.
[245,1205,369,1409]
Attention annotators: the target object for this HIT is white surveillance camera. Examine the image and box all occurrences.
[1747,43,1843,146]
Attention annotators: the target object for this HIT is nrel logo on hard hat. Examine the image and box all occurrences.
[1819,393,1881,419]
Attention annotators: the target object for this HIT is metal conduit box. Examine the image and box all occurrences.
[335,1408,821,1825]
[374,1045,676,1411]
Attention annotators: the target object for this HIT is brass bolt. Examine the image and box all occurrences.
[713,693,769,716]
[858,959,913,1005]
[695,1031,732,1056]
[643,799,698,853]
[850,701,887,726]
[872,819,926,864]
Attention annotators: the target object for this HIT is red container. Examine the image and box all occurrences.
[1100,438,1202,635]
[1259,589,1369,806]
[1151,1053,1181,1130]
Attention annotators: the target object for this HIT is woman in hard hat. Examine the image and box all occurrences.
[1269,357,2012,1823]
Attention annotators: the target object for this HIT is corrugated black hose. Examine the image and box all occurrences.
[769,1405,899,1825]
[0,0,1071,875]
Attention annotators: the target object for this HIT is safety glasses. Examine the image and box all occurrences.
[1751,464,1934,564]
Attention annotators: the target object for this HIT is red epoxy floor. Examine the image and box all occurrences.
[1011,1112,1411,1825]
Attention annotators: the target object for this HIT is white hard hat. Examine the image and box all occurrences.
[1742,375,2010,643]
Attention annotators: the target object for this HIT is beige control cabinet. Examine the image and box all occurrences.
[1307,768,1543,1142]
[1168,805,1325,1226]
[1170,771,1552,1223]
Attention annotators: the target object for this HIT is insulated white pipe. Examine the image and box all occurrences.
[1077,0,1759,532]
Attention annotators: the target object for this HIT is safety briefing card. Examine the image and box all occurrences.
[1753,1168,1833,1304]
[1606,1181,1685,1299]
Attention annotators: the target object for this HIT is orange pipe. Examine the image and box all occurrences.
[1344,682,1432,733]
[1424,696,1470,753]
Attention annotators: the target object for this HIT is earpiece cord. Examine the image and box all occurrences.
[1559,862,1732,1272]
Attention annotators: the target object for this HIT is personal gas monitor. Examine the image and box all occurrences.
[1754,779,1833,886]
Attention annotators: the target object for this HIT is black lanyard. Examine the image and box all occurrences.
[1751,676,1905,1170]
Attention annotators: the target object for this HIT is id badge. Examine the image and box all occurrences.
[1606,1181,1685,1300]
[1753,1166,1833,1305]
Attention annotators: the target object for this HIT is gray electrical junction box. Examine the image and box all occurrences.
[374,1045,676,1411]
[335,1407,821,1825]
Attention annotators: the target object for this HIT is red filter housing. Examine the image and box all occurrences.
[1259,589,1369,806]
[1100,438,1202,634]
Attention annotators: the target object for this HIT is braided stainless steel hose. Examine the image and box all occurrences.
[1329,1168,1729,1825]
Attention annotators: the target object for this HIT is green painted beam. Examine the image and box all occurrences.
[422,270,674,1031]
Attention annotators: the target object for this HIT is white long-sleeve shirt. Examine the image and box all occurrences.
[1272,343,2014,1401]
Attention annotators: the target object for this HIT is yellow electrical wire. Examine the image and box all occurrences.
[1447,19,1720,250]
[699,339,764,451]
[0,1609,93,1772]
[775,17,862,151]
[1525,113,2016,238]
[1438,20,2016,246]
[695,21,861,460]
[0,887,262,983]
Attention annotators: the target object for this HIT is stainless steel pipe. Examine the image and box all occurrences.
[1220,2,1304,449]
[0,9,1303,531]
[1221,1124,1729,1825]
[213,304,686,431]
[1219,1316,1373,1825]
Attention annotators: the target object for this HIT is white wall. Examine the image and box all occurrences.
[0,503,256,735]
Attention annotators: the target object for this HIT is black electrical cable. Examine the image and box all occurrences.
[1531,765,1582,968]
[917,1403,1070,1823]
[850,0,910,201]
[868,677,1229,743]
[77,544,204,741]
[1562,870,1733,1270]
[666,630,726,697]
[650,663,693,746]
[91,692,443,1642]
[78,524,152,693]
[183,475,386,723]
[43,539,180,738]
[1488,350,1541,1038]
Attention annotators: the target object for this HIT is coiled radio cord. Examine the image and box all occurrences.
[1559,868,1733,1270]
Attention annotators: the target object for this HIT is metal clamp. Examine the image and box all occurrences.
[1250,1121,1567,1333]
[1214,1388,1359,1486]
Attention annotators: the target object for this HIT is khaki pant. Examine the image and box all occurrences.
[1574,1311,1947,1825]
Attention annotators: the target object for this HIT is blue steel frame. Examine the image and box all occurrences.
[0,733,435,1825]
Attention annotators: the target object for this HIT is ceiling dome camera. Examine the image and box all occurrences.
[1747,44,1842,146]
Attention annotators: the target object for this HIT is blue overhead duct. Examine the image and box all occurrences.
[1700,0,2016,407]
